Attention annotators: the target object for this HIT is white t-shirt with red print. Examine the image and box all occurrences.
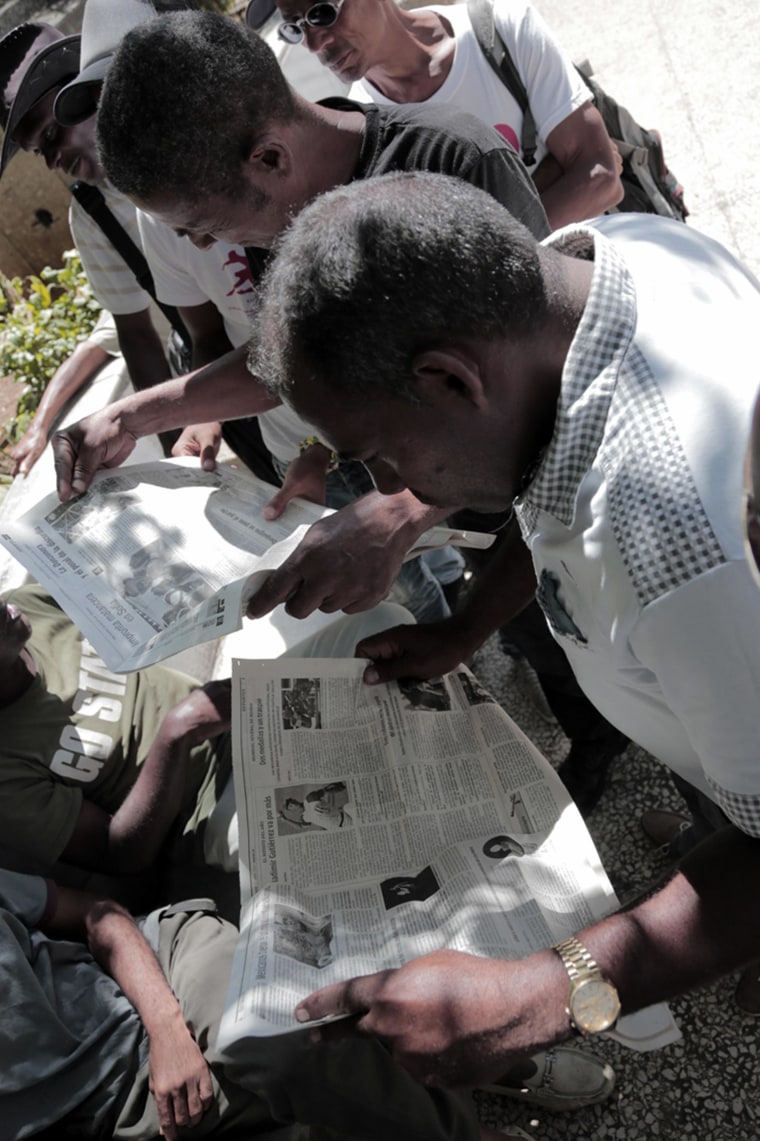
[349,0,589,169]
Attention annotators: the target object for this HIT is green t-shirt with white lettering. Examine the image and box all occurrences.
[0,585,230,869]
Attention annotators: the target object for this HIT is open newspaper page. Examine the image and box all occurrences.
[0,458,328,671]
[0,458,490,672]
[219,658,679,1053]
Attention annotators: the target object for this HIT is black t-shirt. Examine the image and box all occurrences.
[350,99,548,236]
[245,98,548,279]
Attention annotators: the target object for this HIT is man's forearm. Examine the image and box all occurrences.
[87,897,214,1140]
[579,826,760,1013]
[32,341,111,429]
[114,313,177,452]
[539,164,622,230]
[105,682,229,874]
[108,347,280,440]
[455,518,538,646]
[539,104,624,230]
[293,825,760,1089]
[105,724,190,872]
[86,898,183,1024]
[11,341,112,476]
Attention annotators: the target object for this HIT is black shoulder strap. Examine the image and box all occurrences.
[69,179,190,347]
[466,0,538,167]
[244,245,270,283]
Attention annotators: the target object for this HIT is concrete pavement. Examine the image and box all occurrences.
[539,0,760,275]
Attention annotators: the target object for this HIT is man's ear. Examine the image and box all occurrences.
[245,135,291,178]
[411,347,487,410]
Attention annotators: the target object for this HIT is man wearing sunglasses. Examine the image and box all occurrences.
[258,0,630,808]
[275,0,346,41]
[264,0,623,230]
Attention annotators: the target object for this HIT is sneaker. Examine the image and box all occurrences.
[479,1046,615,1111]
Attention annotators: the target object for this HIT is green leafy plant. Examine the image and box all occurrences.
[0,249,102,443]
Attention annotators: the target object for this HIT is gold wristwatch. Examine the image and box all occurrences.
[553,936,621,1036]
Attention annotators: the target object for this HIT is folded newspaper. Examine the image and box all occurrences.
[218,656,680,1053]
[0,458,493,672]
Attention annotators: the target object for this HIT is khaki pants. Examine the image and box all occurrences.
[113,906,288,1139]
[113,905,477,1141]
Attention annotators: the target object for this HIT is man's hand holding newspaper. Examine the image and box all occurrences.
[295,945,571,1088]
[0,459,492,672]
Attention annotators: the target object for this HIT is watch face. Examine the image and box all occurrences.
[570,977,621,1034]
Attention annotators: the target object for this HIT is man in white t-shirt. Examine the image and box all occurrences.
[263,0,623,228]
[136,210,312,479]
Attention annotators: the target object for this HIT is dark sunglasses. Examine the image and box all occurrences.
[277,0,346,44]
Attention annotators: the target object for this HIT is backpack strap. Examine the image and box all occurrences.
[466,0,538,166]
[244,245,270,283]
[69,179,191,348]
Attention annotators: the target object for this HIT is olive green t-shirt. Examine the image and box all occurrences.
[0,585,230,869]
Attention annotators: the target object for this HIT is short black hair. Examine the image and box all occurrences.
[96,10,294,205]
[251,171,548,403]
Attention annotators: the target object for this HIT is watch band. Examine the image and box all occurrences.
[553,936,601,980]
[553,935,620,1036]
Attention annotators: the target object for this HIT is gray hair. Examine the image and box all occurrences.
[96,10,294,205]
[250,171,548,403]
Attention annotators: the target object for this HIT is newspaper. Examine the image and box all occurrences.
[218,657,680,1053]
[0,458,492,672]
